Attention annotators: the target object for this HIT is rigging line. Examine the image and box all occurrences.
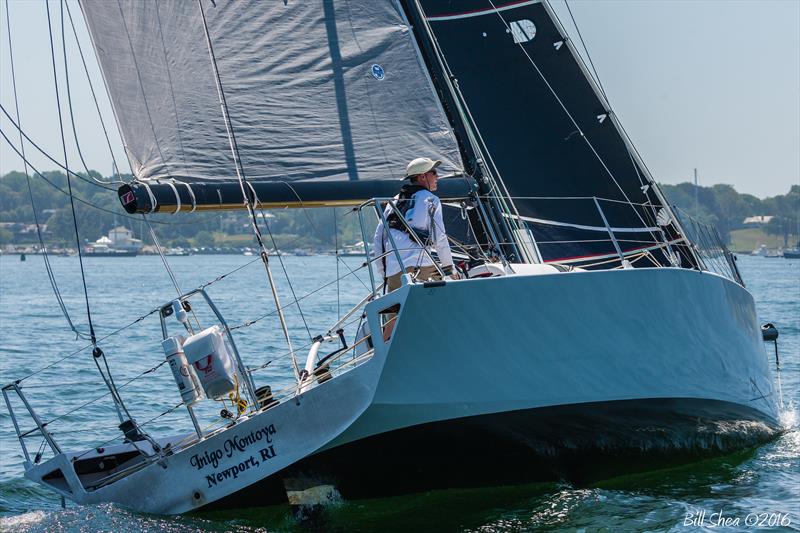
[153,2,190,177]
[247,311,367,374]
[248,336,321,373]
[548,0,662,189]
[74,0,135,179]
[562,0,608,102]
[115,0,171,175]
[229,261,370,332]
[92,351,125,425]
[279,180,372,293]
[59,0,116,188]
[483,194,656,206]
[46,2,138,429]
[63,0,124,184]
[3,0,84,340]
[71,400,183,463]
[485,0,661,246]
[334,208,340,319]
[557,0,648,193]
[0,130,197,226]
[0,104,113,190]
[45,0,97,345]
[10,307,159,385]
[252,199,313,340]
[411,1,522,261]
[143,214,184,297]
[197,0,298,384]
[198,255,266,289]
[194,219,358,291]
[546,1,692,260]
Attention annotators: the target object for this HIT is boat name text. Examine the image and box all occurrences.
[189,423,277,471]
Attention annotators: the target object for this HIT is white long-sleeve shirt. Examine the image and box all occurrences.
[372,188,454,279]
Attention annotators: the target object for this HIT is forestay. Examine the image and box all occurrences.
[80,0,462,184]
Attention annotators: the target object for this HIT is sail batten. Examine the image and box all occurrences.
[80,0,462,184]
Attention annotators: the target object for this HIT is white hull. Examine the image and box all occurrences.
[24,354,382,514]
[23,267,779,513]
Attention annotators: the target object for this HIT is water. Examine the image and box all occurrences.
[0,254,797,532]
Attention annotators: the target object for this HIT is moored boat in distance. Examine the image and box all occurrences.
[338,241,367,257]
[84,226,142,257]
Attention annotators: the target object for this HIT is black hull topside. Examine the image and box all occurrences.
[199,398,780,512]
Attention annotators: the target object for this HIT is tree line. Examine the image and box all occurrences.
[1,170,797,248]
[661,183,799,247]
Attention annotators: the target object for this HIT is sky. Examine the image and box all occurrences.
[0,0,798,198]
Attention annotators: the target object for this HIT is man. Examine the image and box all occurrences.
[373,157,460,293]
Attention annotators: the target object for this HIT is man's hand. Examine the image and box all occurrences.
[450,272,462,280]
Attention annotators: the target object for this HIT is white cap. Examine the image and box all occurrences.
[161,335,186,356]
[405,157,441,179]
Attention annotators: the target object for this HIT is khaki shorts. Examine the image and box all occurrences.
[386,265,442,292]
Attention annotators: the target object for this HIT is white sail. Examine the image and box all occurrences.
[80,0,462,183]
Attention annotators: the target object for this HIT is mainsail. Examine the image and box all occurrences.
[80,0,465,210]
[415,0,696,267]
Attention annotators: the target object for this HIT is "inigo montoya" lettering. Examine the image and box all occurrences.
[189,423,276,471]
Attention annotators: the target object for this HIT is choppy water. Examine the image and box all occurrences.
[0,254,797,532]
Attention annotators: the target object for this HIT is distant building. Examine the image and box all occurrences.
[107,226,143,252]
[19,223,49,236]
[742,215,774,225]
[0,222,50,240]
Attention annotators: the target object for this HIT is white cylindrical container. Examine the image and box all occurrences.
[183,325,237,399]
[162,335,204,406]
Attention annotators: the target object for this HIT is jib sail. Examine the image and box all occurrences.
[416,0,696,268]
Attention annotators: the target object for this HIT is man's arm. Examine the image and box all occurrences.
[430,197,456,277]
[372,218,385,280]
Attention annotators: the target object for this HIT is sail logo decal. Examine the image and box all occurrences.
[121,191,135,205]
[510,20,536,43]
[193,355,214,375]
[371,64,385,80]
[189,423,278,489]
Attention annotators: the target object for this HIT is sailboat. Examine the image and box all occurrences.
[3,0,781,515]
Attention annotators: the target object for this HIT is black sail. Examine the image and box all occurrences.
[416,0,695,267]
